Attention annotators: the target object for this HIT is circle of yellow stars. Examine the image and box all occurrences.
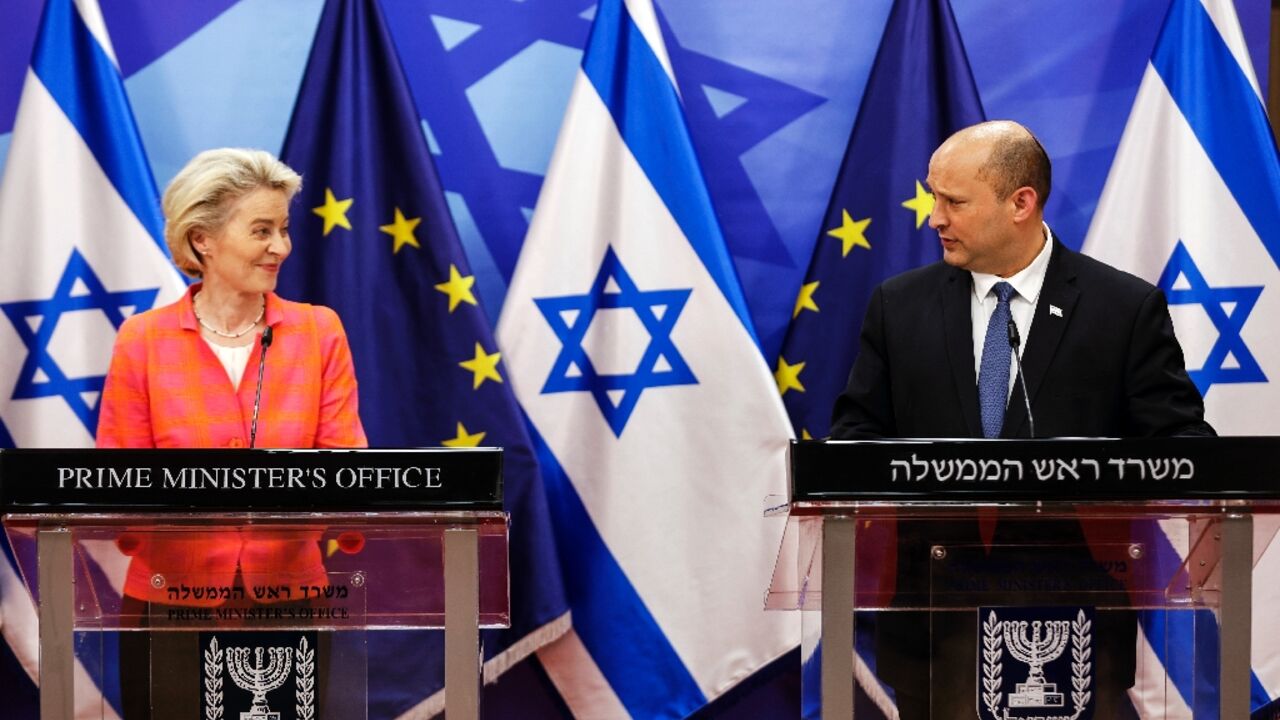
[778,179,935,401]
[310,187,498,447]
[312,188,424,254]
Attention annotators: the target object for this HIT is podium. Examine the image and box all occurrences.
[0,448,508,720]
[767,438,1280,719]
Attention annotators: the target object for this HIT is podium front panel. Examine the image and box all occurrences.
[0,448,507,720]
[777,510,1273,719]
[773,439,1280,719]
[3,513,509,631]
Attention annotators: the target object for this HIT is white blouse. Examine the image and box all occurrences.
[203,339,253,389]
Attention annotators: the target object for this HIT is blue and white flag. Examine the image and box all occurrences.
[1083,0,1280,438]
[495,0,796,715]
[0,533,41,711]
[1082,0,1280,714]
[0,0,185,447]
[0,0,184,715]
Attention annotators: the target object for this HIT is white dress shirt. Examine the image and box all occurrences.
[970,223,1053,399]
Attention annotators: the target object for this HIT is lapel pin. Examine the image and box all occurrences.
[1049,304,1063,318]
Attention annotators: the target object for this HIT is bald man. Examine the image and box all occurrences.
[830,122,1212,717]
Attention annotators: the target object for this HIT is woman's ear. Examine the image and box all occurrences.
[190,230,211,257]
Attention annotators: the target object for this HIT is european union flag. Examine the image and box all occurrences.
[776,2,984,715]
[775,0,985,439]
[276,0,567,716]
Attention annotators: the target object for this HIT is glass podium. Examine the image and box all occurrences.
[0,448,508,720]
[768,438,1280,720]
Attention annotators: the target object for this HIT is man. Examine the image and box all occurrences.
[830,121,1213,717]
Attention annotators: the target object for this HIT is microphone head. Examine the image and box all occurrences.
[262,326,274,347]
[1006,318,1020,348]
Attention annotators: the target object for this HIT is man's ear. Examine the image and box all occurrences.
[1009,186,1039,222]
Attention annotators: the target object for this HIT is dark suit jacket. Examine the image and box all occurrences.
[831,237,1214,439]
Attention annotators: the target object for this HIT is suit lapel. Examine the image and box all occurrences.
[941,267,982,436]
[1003,239,1080,438]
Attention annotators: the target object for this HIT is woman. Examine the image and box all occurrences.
[98,148,363,716]
[99,147,365,452]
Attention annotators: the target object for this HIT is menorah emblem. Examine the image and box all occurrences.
[1002,619,1070,708]
[226,645,294,720]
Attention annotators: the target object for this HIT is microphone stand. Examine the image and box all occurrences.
[1007,319,1035,439]
[249,326,273,449]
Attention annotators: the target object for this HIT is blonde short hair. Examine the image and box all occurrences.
[162,148,302,278]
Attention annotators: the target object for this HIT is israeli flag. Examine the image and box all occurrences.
[0,0,184,715]
[1083,0,1280,438]
[495,0,796,715]
[0,0,186,449]
[1083,0,1280,713]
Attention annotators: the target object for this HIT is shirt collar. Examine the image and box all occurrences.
[970,222,1053,303]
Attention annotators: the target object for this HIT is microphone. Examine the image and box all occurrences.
[1007,319,1036,438]
[249,326,273,449]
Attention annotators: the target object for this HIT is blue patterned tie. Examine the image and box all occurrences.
[978,281,1016,438]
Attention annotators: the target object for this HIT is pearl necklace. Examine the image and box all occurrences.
[193,292,265,339]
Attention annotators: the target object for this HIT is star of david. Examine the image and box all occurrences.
[415,3,821,282]
[534,247,697,436]
[1,249,161,435]
[1156,241,1266,396]
[654,6,823,266]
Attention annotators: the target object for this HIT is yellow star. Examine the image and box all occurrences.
[793,280,820,318]
[827,210,871,257]
[312,188,353,236]
[774,357,806,396]
[434,264,478,312]
[801,429,813,440]
[459,342,503,389]
[379,207,422,253]
[901,180,935,229]
[442,422,486,447]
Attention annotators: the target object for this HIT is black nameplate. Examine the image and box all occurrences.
[0,448,502,513]
[791,437,1280,502]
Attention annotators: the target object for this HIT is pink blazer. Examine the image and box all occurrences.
[98,286,367,603]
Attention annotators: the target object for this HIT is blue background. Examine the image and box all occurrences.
[0,0,1270,366]
[0,1,1273,715]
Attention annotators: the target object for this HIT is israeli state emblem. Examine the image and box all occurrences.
[978,606,1094,720]
[200,632,317,720]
